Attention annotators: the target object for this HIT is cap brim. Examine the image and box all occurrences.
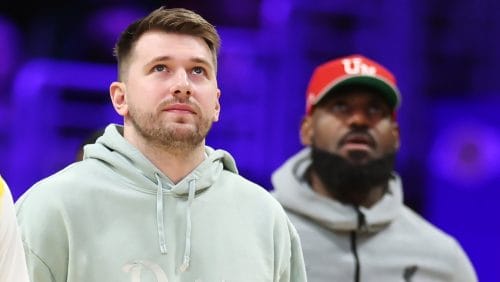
[319,76,401,109]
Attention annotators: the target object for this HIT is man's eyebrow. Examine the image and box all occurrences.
[144,56,172,66]
[143,56,213,69]
[190,57,213,68]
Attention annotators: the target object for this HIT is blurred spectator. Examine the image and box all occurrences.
[272,54,477,281]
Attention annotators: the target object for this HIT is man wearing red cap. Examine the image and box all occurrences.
[272,54,477,281]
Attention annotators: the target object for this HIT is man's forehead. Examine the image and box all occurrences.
[133,31,212,59]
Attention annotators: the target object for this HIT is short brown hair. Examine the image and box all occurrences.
[113,7,221,81]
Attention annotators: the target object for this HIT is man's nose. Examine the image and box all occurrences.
[347,109,370,127]
[170,70,191,97]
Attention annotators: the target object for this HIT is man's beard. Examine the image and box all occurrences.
[128,102,213,152]
[310,146,396,204]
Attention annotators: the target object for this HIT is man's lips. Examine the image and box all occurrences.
[339,132,376,149]
[162,103,196,114]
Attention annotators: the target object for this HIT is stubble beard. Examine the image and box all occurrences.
[128,104,213,153]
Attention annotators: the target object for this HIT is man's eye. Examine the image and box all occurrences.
[153,65,167,72]
[369,106,382,114]
[192,67,205,75]
[330,103,348,113]
[368,105,388,116]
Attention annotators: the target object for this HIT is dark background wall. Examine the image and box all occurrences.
[1,0,499,280]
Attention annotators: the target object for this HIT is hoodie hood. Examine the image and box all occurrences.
[83,124,238,271]
[84,124,238,196]
[272,147,403,233]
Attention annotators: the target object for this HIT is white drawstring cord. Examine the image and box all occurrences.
[179,178,196,272]
[155,173,167,254]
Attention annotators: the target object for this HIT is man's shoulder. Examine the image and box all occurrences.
[34,160,102,188]
[221,170,271,191]
[398,206,462,248]
[218,170,285,209]
[16,160,105,210]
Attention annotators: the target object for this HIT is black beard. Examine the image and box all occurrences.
[310,147,396,204]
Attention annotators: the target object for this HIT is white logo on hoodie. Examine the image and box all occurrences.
[122,260,168,282]
[122,260,227,282]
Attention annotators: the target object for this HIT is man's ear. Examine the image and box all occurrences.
[213,89,221,122]
[392,122,401,150]
[110,81,128,117]
[300,116,313,146]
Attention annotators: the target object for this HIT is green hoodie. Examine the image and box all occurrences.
[16,124,307,282]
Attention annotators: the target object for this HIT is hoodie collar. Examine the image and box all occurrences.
[272,147,403,233]
[84,124,238,195]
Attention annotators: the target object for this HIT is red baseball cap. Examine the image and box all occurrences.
[305,54,401,115]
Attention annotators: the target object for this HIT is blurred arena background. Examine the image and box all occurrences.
[1,0,499,280]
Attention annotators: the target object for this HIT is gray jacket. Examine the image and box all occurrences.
[272,148,477,282]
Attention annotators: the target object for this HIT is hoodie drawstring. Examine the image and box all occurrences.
[154,174,196,272]
[179,178,196,272]
[155,173,168,254]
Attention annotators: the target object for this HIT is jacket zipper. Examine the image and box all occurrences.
[351,206,366,282]
[350,231,360,282]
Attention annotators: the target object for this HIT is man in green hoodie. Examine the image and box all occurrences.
[16,7,306,282]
